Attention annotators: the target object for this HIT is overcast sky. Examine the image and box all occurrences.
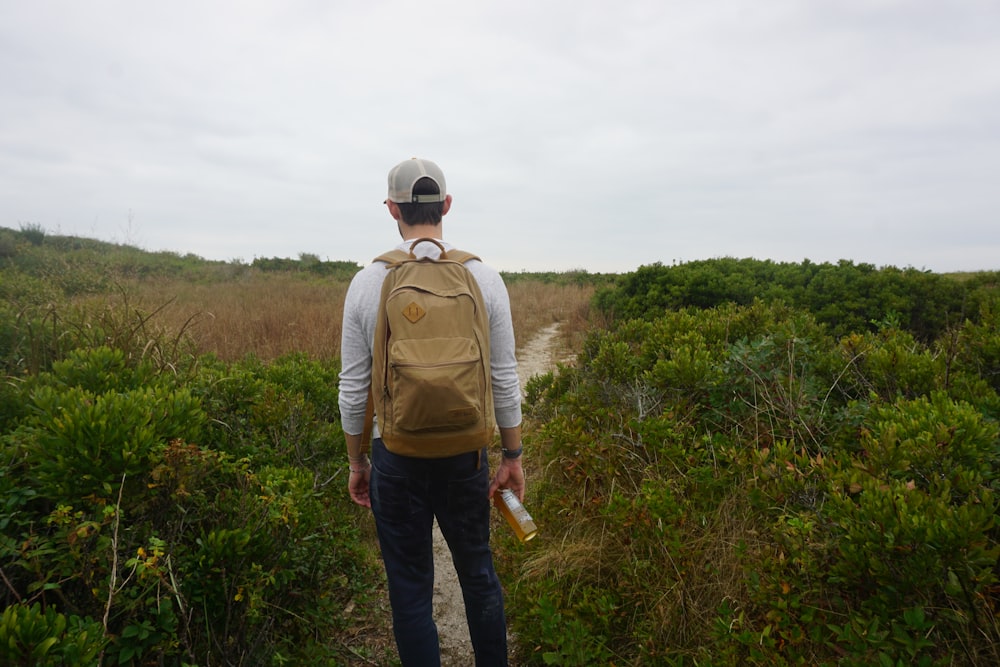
[2,1,998,273]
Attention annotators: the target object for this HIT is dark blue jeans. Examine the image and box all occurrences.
[370,438,508,666]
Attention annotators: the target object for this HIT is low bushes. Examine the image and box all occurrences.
[593,258,999,343]
[510,298,1000,665]
[1,331,380,664]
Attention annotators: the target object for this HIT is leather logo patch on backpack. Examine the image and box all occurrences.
[402,302,425,324]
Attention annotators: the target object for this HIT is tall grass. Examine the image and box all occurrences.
[88,274,597,363]
[77,274,348,362]
[506,281,596,353]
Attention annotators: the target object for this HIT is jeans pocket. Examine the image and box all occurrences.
[445,466,490,542]
[371,467,413,526]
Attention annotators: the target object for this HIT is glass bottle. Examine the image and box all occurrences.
[493,488,538,542]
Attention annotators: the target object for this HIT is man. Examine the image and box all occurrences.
[338,157,525,666]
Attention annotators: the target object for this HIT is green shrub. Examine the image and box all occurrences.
[2,336,379,665]
[18,222,46,246]
[0,228,18,258]
[951,295,1000,397]
[510,299,1000,665]
[192,353,345,485]
[0,602,107,666]
[24,383,203,501]
[828,393,998,611]
[836,329,941,402]
[592,259,985,342]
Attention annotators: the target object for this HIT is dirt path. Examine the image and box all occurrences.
[434,322,563,665]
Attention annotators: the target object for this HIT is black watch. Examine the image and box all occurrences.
[501,444,523,460]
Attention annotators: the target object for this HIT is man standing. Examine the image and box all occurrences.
[338,158,525,666]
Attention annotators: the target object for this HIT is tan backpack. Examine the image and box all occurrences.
[365,237,495,457]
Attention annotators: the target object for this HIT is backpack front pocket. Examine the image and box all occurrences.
[388,337,484,432]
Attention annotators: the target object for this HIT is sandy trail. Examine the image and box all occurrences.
[434,322,563,666]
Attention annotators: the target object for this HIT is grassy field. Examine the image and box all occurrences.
[5,226,998,665]
[76,272,599,362]
[2,225,611,665]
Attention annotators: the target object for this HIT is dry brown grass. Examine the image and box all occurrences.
[97,274,596,363]
[96,274,347,362]
[506,281,596,354]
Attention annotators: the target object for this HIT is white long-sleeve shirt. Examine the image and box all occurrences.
[338,239,522,437]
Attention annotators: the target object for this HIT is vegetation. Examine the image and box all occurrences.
[2,224,998,665]
[511,267,1000,665]
[594,258,999,342]
[1,226,382,663]
[0,226,600,664]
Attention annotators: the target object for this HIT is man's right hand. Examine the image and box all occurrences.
[489,456,524,501]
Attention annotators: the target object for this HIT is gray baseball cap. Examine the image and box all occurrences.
[386,158,447,203]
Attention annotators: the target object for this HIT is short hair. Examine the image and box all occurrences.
[396,177,445,226]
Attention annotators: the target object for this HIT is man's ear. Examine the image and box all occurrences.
[386,200,402,221]
[441,194,453,216]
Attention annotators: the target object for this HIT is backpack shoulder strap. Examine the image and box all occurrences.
[443,249,480,265]
[373,249,410,266]
[361,385,375,447]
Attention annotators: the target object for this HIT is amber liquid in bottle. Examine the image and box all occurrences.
[493,489,538,542]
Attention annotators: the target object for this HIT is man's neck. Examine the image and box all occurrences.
[399,223,443,241]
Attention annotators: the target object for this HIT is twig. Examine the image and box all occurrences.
[0,565,22,601]
[99,471,127,661]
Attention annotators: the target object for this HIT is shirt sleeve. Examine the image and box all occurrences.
[337,267,382,435]
[469,263,523,429]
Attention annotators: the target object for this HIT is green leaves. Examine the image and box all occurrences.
[510,295,1000,665]
[825,392,1000,622]
[593,258,987,343]
[1,344,376,665]
[0,603,107,666]
[25,382,204,500]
